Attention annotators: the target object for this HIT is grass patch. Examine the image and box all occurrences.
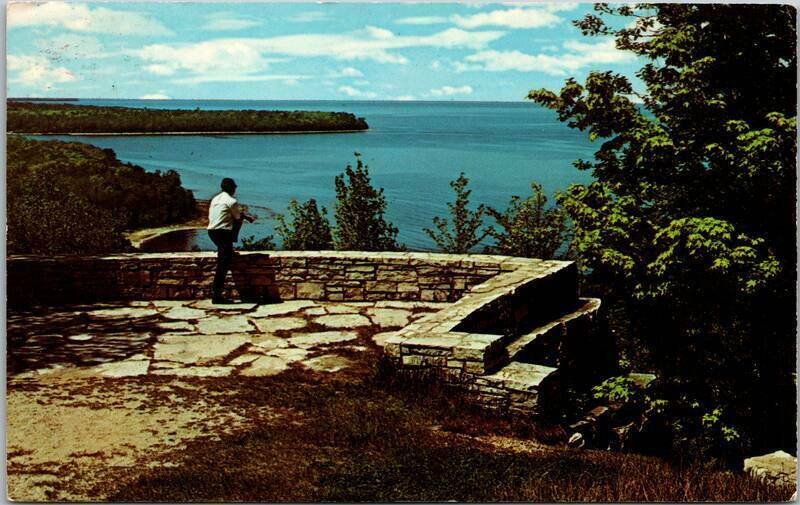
[103,360,792,502]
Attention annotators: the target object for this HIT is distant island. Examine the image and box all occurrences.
[6,100,369,135]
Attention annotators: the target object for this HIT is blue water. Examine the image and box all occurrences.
[34,99,596,251]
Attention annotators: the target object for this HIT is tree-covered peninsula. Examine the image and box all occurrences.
[7,135,196,255]
[7,101,369,134]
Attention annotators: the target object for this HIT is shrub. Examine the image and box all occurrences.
[239,235,276,251]
[276,198,333,250]
[333,153,400,251]
[486,182,570,259]
[424,173,490,253]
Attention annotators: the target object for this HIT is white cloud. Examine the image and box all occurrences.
[338,85,377,98]
[393,95,417,101]
[430,60,442,70]
[429,85,473,97]
[400,4,576,30]
[396,16,449,25]
[8,2,173,35]
[455,39,635,76]
[173,74,308,84]
[203,13,262,31]
[340,67,363,77]
[288,11,327,23]
[140,91,170,99]
[135,26,506,76]
[7,54,75,87]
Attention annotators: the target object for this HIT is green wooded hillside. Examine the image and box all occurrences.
[7,101,369,134]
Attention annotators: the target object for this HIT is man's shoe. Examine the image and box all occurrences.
[212,297,235,305]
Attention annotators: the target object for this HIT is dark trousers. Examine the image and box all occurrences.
[208,229,234,299]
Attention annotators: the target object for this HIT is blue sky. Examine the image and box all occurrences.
[7,2,644,101]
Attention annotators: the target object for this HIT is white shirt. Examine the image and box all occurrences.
[207,191,242,230]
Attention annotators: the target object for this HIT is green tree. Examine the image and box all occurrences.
[239,235,276,251]
[276,198,333,250]
[424,173,490,253]
[486,182,569,259]
[333,153,400,251]
[529,4,796,458]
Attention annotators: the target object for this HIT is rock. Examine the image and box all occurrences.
[67,333,93,341]
[250,301,317,318]
[252,317,308,333]
[315,314,372,329]
[152,366,233,377]
[303,354,352,373]
[157,321,195,331]
[197,315,253,334]
[94,359,150,378]
[88,307,159,319]
[288,331,358,349]
[228,353,262,366]
[568,432,585,448]
[303,307,328,316]
[153,334,249,364]
[250,334,289,351]
[371,331,397,347]
[191,300,258,311]
[744,450,797,487]
[162,306,207,321]
[367,308,411,328]
[265,347,309,363]
[240,356,289,377]
[321,304,361,315]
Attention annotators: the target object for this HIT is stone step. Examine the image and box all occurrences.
[503,297,602,367]
[469,361,558,414]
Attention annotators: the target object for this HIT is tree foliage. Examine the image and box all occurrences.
[486,183,569,259]
[424,173,490,253]
[8,101,368,134]
[529,3,796,458]
[7,135,196,255]
[276,198,333,250]
[333,153,401,251]
[239,235,276,251]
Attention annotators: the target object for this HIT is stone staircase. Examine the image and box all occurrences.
[385,260,605,414]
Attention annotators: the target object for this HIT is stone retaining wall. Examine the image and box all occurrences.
[7,251,546,307]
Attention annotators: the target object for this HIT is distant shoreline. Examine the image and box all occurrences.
[9,129,368,136]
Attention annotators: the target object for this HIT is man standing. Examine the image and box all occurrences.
[207,177,253,304]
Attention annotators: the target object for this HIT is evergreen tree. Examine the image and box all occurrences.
[424,173,490,253]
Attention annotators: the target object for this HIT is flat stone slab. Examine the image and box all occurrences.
[240,356,289,377]
[303,354,352,373]
[250,300,317,318]
[152,366,234,377]
[250,334,289,351]
[264,347,309,363]
[162,306,207,321]
[94,359,150,378]
[153,334,249,364]
[67,334,94,342]
[197,316,253,334]
[321,305,362,315]
[191,300,258,311]
[288,331,359,349]
[252,317,308,333]
[228,353,262,366]
[481,362,557,393]
[315,314,372,329]
[371,331,397,347]
[744,450,797,487]
[367,308,411,328]
[88,307,159,319]
[157,321,195,331]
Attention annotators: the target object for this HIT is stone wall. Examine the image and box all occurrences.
[7,251,544,308]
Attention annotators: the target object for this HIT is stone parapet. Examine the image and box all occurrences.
[7,251,549,308]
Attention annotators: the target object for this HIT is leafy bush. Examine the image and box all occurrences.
[276,198,333,250]
[7,135,196,255]
[239,235,276,251]
[424,173,490,253]
[333,153,401,251]
[486,182,570,259]
[530,4,796,458]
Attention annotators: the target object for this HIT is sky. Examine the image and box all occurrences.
[6,1,645,101]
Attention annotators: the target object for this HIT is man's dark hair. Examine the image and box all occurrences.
[221,178,237,194]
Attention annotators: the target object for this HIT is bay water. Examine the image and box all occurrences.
[35,99,596,251]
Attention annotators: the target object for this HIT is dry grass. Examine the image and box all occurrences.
[103,360,792,502]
